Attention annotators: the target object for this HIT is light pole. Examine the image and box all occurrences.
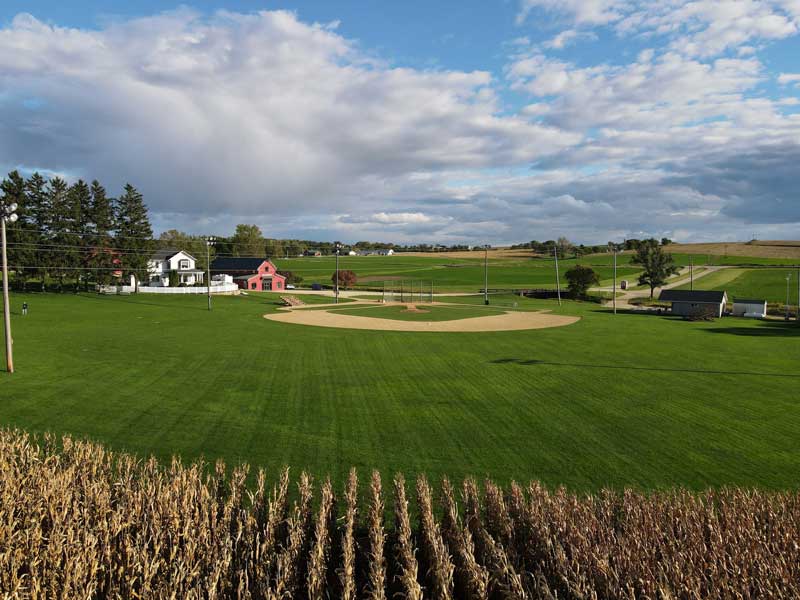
[611,243,617,315]
[2,201,19,373]
[334,242,341,304]
[786,273,792,321]
[206,237,215,311]
[484,244,489,305]
[554,242,562,307]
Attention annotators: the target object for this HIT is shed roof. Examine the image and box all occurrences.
[659,289,727,303]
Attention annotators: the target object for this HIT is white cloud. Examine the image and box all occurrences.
[517,0,627,26]
[778,72,800,84]
[0,10,578,228]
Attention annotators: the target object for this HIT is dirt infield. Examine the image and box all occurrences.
[264,302,580,332]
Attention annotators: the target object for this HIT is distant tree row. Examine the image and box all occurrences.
[511,237,674,257]
[1,171,152,291]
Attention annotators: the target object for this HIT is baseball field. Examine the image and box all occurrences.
[1,286,798,492]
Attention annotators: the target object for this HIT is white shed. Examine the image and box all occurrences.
[732,298,767,318]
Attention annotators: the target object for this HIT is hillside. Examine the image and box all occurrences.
[665,240,800,260]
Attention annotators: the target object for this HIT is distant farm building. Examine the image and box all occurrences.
[211,258,286,292]
[659,290,728,318]
[732,298,767,318]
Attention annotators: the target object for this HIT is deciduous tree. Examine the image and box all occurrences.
[632,239,680,298]
[565,265,600,298]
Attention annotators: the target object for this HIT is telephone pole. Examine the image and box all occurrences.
[205,237,216,311]
[554,243,562,306]
[334,242,341,304]
[690,255,694,291]
[484,244,489,305]
[2,201,19,373]
[612,245,617,315]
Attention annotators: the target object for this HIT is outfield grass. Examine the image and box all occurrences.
[1,291,799,492]
[675,268,800,303]
[274,254,641,291]
[272,252,798,294]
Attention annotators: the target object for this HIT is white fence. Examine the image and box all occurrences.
[100,283,239,295]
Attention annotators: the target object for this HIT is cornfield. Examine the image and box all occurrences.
[1,429,799,599]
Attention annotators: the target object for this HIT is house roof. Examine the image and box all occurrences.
[733,298,767,304]
[659,289,727,304]
[211,257,269,272]
[150,248,196,262]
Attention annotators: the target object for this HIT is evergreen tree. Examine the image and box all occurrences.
[1,171,31,289]
[115,184,153,292]
[46,177,71,291]
[25,173,50,290]
[65,180,92,290]
[88,180,118,287]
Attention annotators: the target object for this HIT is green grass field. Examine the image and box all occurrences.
[273,252,799,293]
[1,290,799,492]
[327,303,508,321]
[676,268,800,303]
[274,254,642,291]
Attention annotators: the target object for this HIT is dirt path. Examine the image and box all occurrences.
[264,302,579,332]
[594,265,729,309]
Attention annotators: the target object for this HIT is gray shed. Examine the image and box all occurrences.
[732,298,767,318]
[658,290,728,318]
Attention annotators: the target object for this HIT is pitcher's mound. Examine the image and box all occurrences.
[264,303,579,332]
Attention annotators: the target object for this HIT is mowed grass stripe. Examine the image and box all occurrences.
[1,291,798,491]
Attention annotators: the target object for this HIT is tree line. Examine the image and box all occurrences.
[1,171,153,291]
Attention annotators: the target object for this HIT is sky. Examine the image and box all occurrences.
[1,1,799,244]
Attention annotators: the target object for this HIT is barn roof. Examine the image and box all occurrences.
[659,289,727,303]
[211,257,269,272]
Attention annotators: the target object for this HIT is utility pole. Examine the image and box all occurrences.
[334,242,341,304]
[797,267,799,322]
[612,245,617,315]
[786,273,792,321]
[554,243,562,306]
[484,244,489,305]
[205,236,215,311]
[690,256,694,291]
[2,202,18,373]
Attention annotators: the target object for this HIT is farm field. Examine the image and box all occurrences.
[1,290,799,492]
[273,252,798,293]
[675,267,800,303]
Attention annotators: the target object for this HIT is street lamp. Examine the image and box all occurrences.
[484,244,490,305]
[206,237,216,311]
[2,201,18,373]
[334,242,342,304]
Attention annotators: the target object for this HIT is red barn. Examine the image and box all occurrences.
[210,258,286,292]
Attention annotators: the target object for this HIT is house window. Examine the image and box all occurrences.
[251,282,257,290]
[179,259,189,270]
[276,282,282,289]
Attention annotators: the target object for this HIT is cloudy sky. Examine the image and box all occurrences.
[1,1,799,244]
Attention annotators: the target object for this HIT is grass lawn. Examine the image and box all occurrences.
[675,268,800,303]
[272,252,798,294]
[274,254,642,291]
[326,303,509,321]
[1,291,799,492]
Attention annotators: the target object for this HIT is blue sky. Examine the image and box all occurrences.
[1,1,800,243]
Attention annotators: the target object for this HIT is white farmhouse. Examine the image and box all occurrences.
[147,249,205,287]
